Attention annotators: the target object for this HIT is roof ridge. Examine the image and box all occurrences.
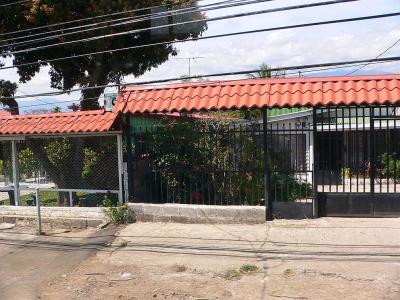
[122,74,400,92]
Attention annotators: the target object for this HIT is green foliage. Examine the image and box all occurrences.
[0,1,207,110]
[18,148,40,179]
[342,167,352,179]
[270,172,312,202]
[104,204,135,225]
[222,265,259,280]
[380,153,400,179]
[239,264,259,275]
[142,116,308,204]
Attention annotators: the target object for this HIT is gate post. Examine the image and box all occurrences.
[11,140,20,206]
[312,108,318,218]
[262,108,272,221]
[125,115,134,200]
[117,133,124,204]
[370,107,375,194]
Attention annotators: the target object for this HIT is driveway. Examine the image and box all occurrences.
[0,225,118,300]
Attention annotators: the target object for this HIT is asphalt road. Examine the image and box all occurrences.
[0,225,118,300]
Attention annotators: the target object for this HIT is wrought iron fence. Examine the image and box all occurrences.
[315,105,400,194]
[129,115,314,206]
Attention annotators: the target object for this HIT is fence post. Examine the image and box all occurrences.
[312,108,319,218]
[36,188,42,235]
[370,107,375,194]
[117,133,124,204]
[125,115,134,200]
[262,108,272,221]
[11,140,20,206]
[69,191,73,207]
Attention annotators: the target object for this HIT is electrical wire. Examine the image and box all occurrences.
[1,9,393,72]
[1,0,264,47]
[12,59,399,111]
[4,55,400,101]
[345,36,400,75]
[0,0,221,37]
[2,0,358,56]
[0,0,29,8]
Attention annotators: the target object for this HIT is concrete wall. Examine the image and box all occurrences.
[273,202,313,219]
[128,203,266,224]
[0,206,105,228]
[0,202,313,228]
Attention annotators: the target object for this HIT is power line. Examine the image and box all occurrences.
[1,0,262,48]
[0,0,29,8]
[2,0,358,56]
[12,59,398,111]
[1,10,397,71]
[346,36,400,75]
[5,55,400,101]
[0,0,216,37]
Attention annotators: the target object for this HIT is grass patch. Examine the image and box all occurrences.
[239,264,259,275]
[222,265,259,280]
[2,191,59,206]
[222,269,242,280]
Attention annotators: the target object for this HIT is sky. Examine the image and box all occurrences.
[1,0,400,112]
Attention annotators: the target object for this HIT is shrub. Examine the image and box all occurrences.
[104,204,135,225]
[380,153,400,179]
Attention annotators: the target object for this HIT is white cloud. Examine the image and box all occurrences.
[1,0,400,110]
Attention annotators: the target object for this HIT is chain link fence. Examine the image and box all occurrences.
[0,135,121,207]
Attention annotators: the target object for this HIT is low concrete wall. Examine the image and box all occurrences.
[128,203,266,224]
[0,206,105,228]
[273,202,313,219]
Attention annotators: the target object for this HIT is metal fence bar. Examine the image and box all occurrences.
[117,133,124,203]
[36,188,42,235]
[18,188,120,193]
[262,109,272,220]
[312,107,318,217]
[11,140,20,206]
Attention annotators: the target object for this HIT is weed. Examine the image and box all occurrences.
[222,269,242,280]
[171,264,187,272]
[118,240,128,248]
[239,264,259,275]
[104,204,135,224]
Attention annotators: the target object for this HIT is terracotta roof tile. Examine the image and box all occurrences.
[116,75,400,113]
[0,110,118,135]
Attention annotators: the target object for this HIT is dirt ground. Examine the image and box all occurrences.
[0,225,118,300]
[35,218,400,300]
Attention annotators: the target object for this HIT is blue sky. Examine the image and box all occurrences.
[1,0,400,112]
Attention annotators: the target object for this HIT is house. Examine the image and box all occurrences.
[116,74,400,217]
[1,74,400,218]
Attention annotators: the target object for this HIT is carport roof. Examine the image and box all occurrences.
[0,110,119,135]
[115,74,400,113]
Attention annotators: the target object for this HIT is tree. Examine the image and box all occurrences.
[240,63,286,120]
[0,79,18,115]
[0,0,207,111]
[247,62,286,79]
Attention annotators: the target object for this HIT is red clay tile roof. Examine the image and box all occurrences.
[0,110,11,116]
[115,75,400,113]
[0,110,119,135]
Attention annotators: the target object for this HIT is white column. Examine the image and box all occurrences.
[117,134,124,204]
[11,140,20,206]
[308,127,314,185]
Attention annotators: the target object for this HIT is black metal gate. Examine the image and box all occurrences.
[315,105,400,217]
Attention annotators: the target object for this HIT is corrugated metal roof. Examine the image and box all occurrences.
[0,110,119,135]
[116,75,400,113]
